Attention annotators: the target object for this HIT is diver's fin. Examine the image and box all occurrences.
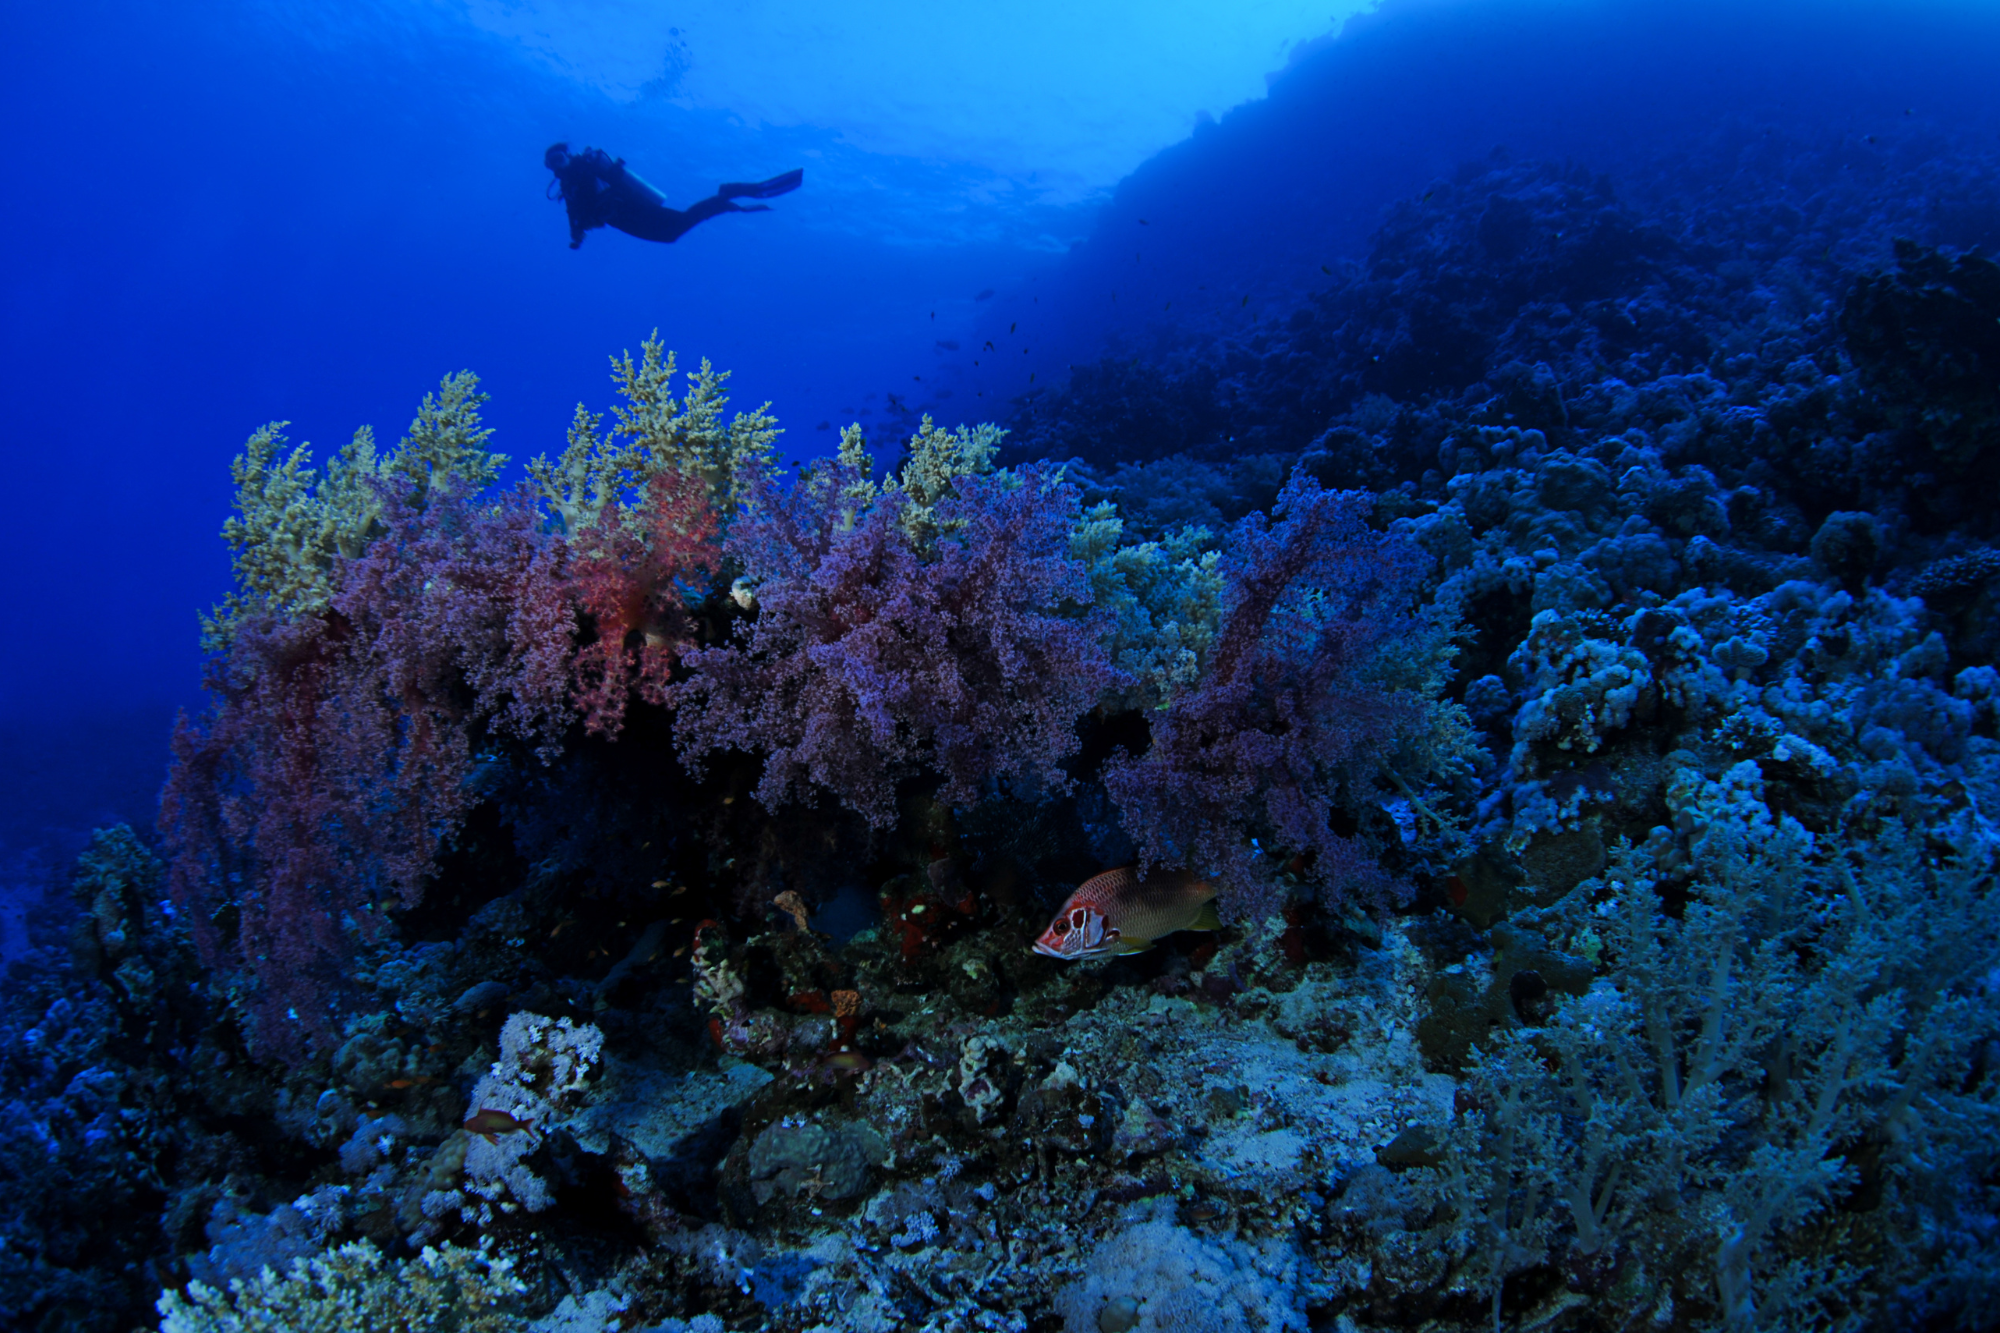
[720,168,804,201]
[1188,901,1222,932]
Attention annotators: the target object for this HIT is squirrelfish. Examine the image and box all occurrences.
[1032,867,1220,960]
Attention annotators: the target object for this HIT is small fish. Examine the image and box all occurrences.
[463,1108,533,1144]
[1009,321,1017,334]
[651,879,669,888]
[1032,867,1220,960]
[772,890,810,931]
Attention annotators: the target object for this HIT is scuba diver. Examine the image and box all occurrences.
[545,143,803,249]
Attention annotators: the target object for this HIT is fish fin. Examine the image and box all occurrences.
[1114,937,1155,955]
[1189,901,1222,932]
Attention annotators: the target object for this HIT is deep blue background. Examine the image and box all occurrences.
[3,0,1996,881]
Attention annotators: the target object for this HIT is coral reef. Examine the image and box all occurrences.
[157,1240,525,1333]
[8,109,2000,1333]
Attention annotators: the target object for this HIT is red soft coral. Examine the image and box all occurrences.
[567,468,720,738]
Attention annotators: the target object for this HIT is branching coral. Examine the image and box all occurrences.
[202,373,506,650]
[1070,501,1224,711]
[671,454,1124,825]
[566,469,720,738]
[828,413,1007,547]
[444,1013,605,1222]
[1457,792,2000,1330]
[527,332,773,545]
[155,1240,525,1333]
[1104,468,1459,920]
[163,482,576,1056]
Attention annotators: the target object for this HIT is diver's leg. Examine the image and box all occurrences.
[718,168,803,200]
[608,191,772,243]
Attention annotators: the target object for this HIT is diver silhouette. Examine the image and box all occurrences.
[545,144,803,249]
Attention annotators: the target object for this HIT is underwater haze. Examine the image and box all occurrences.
[3,0,2000,1329]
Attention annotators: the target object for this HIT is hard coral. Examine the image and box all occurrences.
[1053,1201,1306,1333]
[156,1240,525,1333]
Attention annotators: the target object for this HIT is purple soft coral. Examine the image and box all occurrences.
[1104,469,1431,921]
[160,483,574,1056]
[671,461,1127,826]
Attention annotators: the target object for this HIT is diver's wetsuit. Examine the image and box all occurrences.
[545,144,803,249]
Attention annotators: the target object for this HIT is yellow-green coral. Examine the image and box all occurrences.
[832,414,1009,545]
[1071,501,1225,710]
[391,371,507,500]
[155,1240,526,1333]
[202,372,505,650]
[530,331,777,533]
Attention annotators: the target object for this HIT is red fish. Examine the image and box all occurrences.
[463,1108,533,1144]
[1032,867,1220,960]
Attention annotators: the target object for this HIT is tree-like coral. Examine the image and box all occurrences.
[1104,469,1456,919]
[156,1239,525,1333]
[163,482,576,1054]
[567,469,720,738]
[527,331,774,541]
[202,373,506,651]
[1451,785,2000,1331]
[1070,501,1224,711]
[670,454,1125,826]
